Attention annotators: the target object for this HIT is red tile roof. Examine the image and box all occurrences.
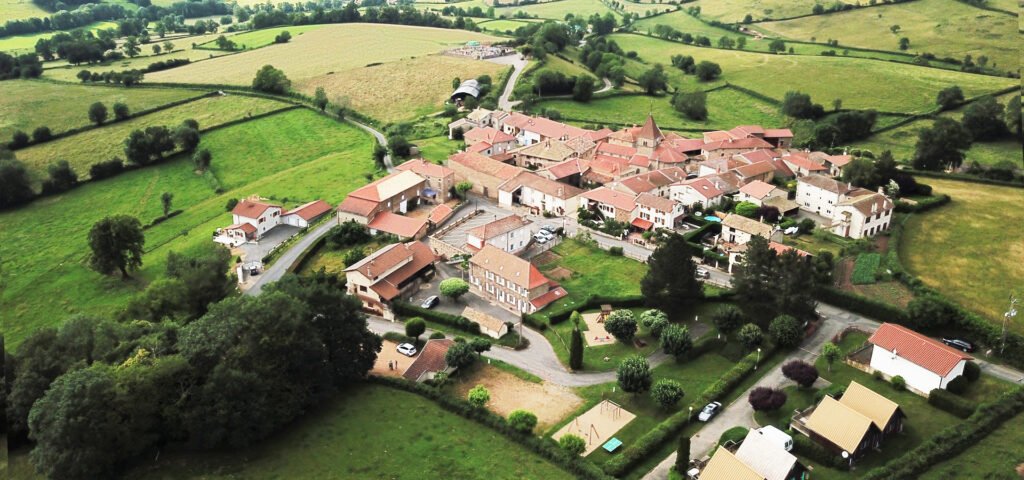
[869,323,973,376]
[503,113,589,139]
[284,200,332,221]
[346,170,426,202]
[768,241,811,257]
[346,242,436,300]
[739,180,776,199]
[403,339,454,381]
[764,128,793,138]
[702,137,774,151]
[544,158,590,179]
[449,151,522,181]
[581,187,637,212]
[782,153,828,172]
[530,286,568,310]
[677,177,725,199]
[367,212,427,239]
[637,114,664,141]
[732,161,775,179]
[671,138,707,152]
[428,204,454,225]
[464,127,515,145]
[596,142,637,158]
[470,245,552,290]
[500,171,584,199]
[735,149,782,164]
[395,159,454,178]
[337,196,379,217]
[468,215,531,240]
[232,199,281,219]
[635,192,675,212]
[226,222,257,234]
[631,217,654,230]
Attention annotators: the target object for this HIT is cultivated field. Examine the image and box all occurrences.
[42,33,236,82]
[0,0,47,22]
[0,21,118,53]
[0,108,376,346]
[607,33,1017,113]
[755,0,1020,72]
[196,24,325,50]
[900,178,1024,333]
[14,94,286,183]
[497,0,618,19]
[690,0,852,22]
[0,80,202,139]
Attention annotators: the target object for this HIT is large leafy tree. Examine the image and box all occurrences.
[0,158,36,208]
[1006,94,1021,140]
[604,310,638,343]
[960,95,1007,141]
[650,379,685,408]
[439,278,470,301]
[733,236,817,317]
[252,64,291,94]
[87,215,144,279]
[638,63,668,95]
[641,234,702,313]
[769,314,803,349]
[912,118,972,171]
[660,324,692,360]
[616,354,652,394]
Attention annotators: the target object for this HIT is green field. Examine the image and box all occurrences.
[535,87,784,130]
[0,21,118,53]
[755,0,1020,73]
[14,94,286,184]
[0,108,376,347]
[497,0,618,19]
[690,0,852,22]
[477,18,537,33]
[0,0,47,22]
[0,81,204,140]
[618,1,675,17]
[607,33,1017,113]
[196,25,325,50]
[899,178,1024,334]
[919,410,1024,479]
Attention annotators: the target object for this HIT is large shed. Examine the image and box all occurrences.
[451,79,481,102]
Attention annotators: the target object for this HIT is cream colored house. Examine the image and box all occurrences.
[468,245,566,314]
[344,242,436,319]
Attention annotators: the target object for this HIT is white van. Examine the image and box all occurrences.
[755,425,793,452]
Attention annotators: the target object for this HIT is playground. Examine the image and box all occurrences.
[553,400,636,455]
[582,311,616,346]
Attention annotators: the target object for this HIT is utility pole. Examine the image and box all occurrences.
[1002,293,1018,355]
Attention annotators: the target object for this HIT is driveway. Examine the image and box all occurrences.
[236,225,301,262]
[487,54,528,111]
[244,220,336,296]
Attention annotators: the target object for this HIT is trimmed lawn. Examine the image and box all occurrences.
[0,109,375,347]
[477,18,538,34]
[606,33,1017,113]
[0,80,202,140]
[900,178,1024,333]
[779,229,852,257]
[123,384,574,479]
[919,411,1024,479]
[753,385,818,430]
[690,0,853,23]
[536,238,647,305]
[411,135,463,163]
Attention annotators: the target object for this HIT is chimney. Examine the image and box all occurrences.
[878,186,885,195]
[557,186,564,197]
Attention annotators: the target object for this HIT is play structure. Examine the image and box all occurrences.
[582,311,616,346]
[553,400,637,455]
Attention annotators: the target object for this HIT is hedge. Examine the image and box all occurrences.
[368,376,614,480]
[529,294,646,326]
[602,347,773,476]
[927,388,976,419]
[816,286,906,322]
[895,194,950,213]
[862,387,1024,480]
[792,434,849,470]
[689,335,726,358]
[393,301,482,335]
[908,169,1024,189]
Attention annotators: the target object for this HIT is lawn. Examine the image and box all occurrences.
[900,177,1024,334]
[779,228,852,257]
[477,18,537,34]
[689,0,853,22]
[755,0,1020,73]
[497,0,618,19]
[536,238,646,306]
[606,33,1017,113]
[535,87,784,131]
[412,135,463,163]
[14,94,287,184]
[919,410,1024,479]
[0,108,376,347]
[0,0,47,22]
[117,384,575,479]
[753,385,818,430]
[196,25,325,50]
[0,80,203,140]
[0,21,118,53]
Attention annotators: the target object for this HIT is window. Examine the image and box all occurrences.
[497,277,505,286]
[486,271,494,280]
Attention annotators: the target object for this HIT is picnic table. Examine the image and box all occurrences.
[602,438,623,453]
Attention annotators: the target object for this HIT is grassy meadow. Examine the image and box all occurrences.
[42,33,237,82]
[0,21,118,53]
[0,108,376,347]
[900,178,1024,333]
[690,0,852,22]
[477,18,538,33]
[0,81,203,139]
[0,0,47,22]
[497,0,618,19]
[14,94,286,184]
[755,0,1020,72]
[196,24,325,50]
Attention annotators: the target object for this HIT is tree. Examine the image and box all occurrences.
[155,192,173,218]
[748,386,787,411]
[274,31,291,43]
[163,40,173,52]
[439,278,470,301]
[452,77,461,89]
[314,86,328,111]
[617,355,652,394]
[569,324,584,370]
[123,36,140,57]
[468,384,490,408]
[671,90,707,120]
[560,434,586,455]
[734,201,758,218]
[737,323,763,351]
[936,86,964,110]
[87,215,145,278]
[175,124,201,153]
[40,160,77,194]
[32,126,51,142]
[508,410,538,433]
[842,157,880,189]
[832,98,842,111]
[694,61,721,81]
[88,102,107,125]
[387,135,412,157]
[405,317,426,340]
[455,181,473,198]
[651,379,685,408]
[717,36,735,49]
[769,314,803,349]
[712,305,744,335]
[781,91,824,119]
[193,148,212,171]
[1005,94,1021,139]
[445,341,477,370]
[112,102,129,120]
[604,309,638,343]
[470,337,491,356]
[124,126,175,165]
[961,95,1007,141]
[252,65,291,94]
[10,129,29,148]
[638,64,668,95]
[641,234,702,313]
[152,44,161,55]
[736,36,746,50]
[782,360,819,388]
[906,295,960,330]
[912,117,971,171]
[768,39,786,53]
[572,75,596,102]
[639,309,669,338]
[660,324,692,361]
[0,159,35,208]
[946,375,968,394]
[898,37,910,50]
[821,342,841,372]
[890,24,901,34]
[674,435,690,473]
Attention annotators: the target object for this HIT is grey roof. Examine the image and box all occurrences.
[452,79,481,98]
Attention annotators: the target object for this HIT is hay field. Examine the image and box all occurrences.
[15,95,285,183]
[296,55,506,121]
[0,0,47,22]
[0,81,203,139]
[755,0,1020,71]
[497,0,618,19]
[196,25,325,50]
[0,109,376,347]
[42,33,238,81]
[690,0,852,22]
[607,33,1017,113]
[0,21,118,53]
[900,178,1024,333]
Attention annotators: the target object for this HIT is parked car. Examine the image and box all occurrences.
[396,343,418,356]
[784,226,800,235]
[695,268,710,279]
[534,235,550,244]
[540,224,557,234]
[941,338,975,352]
[421,295,440,309]
[698,401,722,422]
[534,231,553,242]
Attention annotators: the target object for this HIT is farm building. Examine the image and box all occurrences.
[497,171,583,216]
[395,159,456,204]
[403,339,455,382]
[865,323,974,394]
[450,79,480,103]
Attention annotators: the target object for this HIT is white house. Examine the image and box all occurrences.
[831,190,894,239]
[466,215,533,254]
[737,180,786,206]
[867,323,974,395]
[669,177,725,210]
[228,199,283,241]
[721,213,773,245]
[497,171,582,216]
[634,192,683,230]
[796,174,855,218]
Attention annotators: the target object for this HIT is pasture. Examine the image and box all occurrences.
[0,21,118,53]
[196,25,325,50]
[690,0,852,22]
[606,33,1017,113]
[0,0,47,22]
[0,80,202,139]
[755,0,1020,72]
[497,0,617,19]
[14,94,286,184]
[535,87,784,130]
[899,178,1024,333]
[0,108,376,346]
[477,18,538,34]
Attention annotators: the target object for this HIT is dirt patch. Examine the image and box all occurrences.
[533,251,562,266]
[453,365,582,431]
[372,340,414,378]
[552,400,636,455]
[547,266,574,281]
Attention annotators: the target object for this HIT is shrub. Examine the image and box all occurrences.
[718,426,749,446]
[32,126,52,142]
[651,379,685,409]
[569,326,584,370]
[712,305,744,335]
[690,336,726,358]
[660,324,692,361]
[604,310,638,343]
[946,375,968,395]
[737,323,763,351]
[508,410,538,433]
[674,435,690,472]
[639,309,669,338]
[88,158,124,180]
[439,278,470,301]
[963,361,980,382]
[617,355,652,394]
[405,317,426,340]
[769,315,803,349]
[394,302,481,335]
[560,434,586,456]
[429,331,446,340]
[748,387,787,411]
[782,360,819,388]
[446,341,477,370]
[928,388,976,418]
[10,130,28,148]
[891,375,906,391]
[468,385,490,408]
[793,434,849,470]
[225,198,239,211]
[608,246,623,256]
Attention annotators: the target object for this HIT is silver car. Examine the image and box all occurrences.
[698,401,722,422]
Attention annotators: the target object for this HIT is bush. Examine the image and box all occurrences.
[690,336,726,358]
[782,360,819,388]
[508,410,538,433]
[793,434,849,470]
[748,387,787,411]
[560,434,587,456]
[405,317,426,339]
[651,379,685,409]
[468,385,490,408]
[946,375,968,395]
[769,315,803,349]
[32,126,52,142]
[928,388,976,418]
[718,426,749,446]
[429,331,446,340]
[660,324,692,361]
[88,158,124,180]
[393,302,481,335]
[891,375,906,391]
[639,309,669,338]
[712,305,745,335]
[963,361,981,382]
[617,355,652,394]
[604,310,638,343]
[737,323,763,351]
[608,246,623,256]
[10,130,28,148]
[439,278,470,301]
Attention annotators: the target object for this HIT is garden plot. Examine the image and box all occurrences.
[553,400,636,455]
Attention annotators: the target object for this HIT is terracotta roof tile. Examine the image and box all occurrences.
[739,180,777,199]
[468,215,532,240]
[397,159,455,178]
[868,323,972,376]
[403,339,454,381]
[635,192,675,212]
[581,187,638,212]
[470,245,551,289]
[284,200,332,221]
[232,199,281,218]
[367,212,427,239]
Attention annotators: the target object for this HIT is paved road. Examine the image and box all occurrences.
[488,54,528,111]
[346,118,394,172]
[245,219,336,296]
